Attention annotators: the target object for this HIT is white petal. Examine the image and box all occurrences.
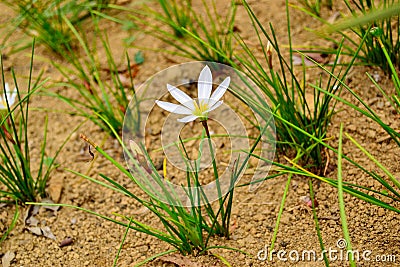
[155,100,193,115]
[167,84,195,110]
[177,115,198,123]
[0,99,5,109]
[210,76,230,102]
[2,83,17,106]
[207,100,223,113]
[8,88,17,106]
[198,66,213,101]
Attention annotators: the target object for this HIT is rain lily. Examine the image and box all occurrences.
[0,83,17,109]
[155,65,230,122]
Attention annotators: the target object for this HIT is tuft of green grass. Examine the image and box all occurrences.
[46,14,135,135]
[0,42,79,206]
[230,0,353,170]
[2,1,131,135]
[44,113,262,261]
[296,0,400,73]
[0,43,49,203]
[2,0,110,56]
[127,0,237,65]
[296,0,333,17]
[274,26,400,213]
[158,0,193,38]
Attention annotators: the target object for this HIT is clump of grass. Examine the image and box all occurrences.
[306,28,400,210]
[129,0,237,65]
[48,15,137,134]
[2,0,110,55]
[0,44,71,206]
[233,0,352,170]
[2,1,132,134]
[37,119,259,263]
[158,0,192,38]
[297,0,333,17]
[296,0,400,73]
[342,0,400,73]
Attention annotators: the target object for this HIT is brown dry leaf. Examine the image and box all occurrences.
[26,216,39,227]
[42,226,56,240]
[157,254,202,267]
[292,53,330,66]
[23,205,40,226]
[26,227,42,236]
[23,206,31,226]
[41,199,60,212]
[26,226,56,240]
[305,53,330,64]
[292,54,314,66]
[47,175,64,202]
[1,251,15,267]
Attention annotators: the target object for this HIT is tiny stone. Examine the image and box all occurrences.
[367,130,376,139]
[377,208,385,217]
[347,124,357,132]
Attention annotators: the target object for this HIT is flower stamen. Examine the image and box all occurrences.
[193,100,209,120]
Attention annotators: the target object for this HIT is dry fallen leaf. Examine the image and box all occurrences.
[41,199,61,213]
[26,216,39,227]
[26,226,56,240]
[2,251,15,267]
[42,226,56,240]
[27,226,42,236]
[23,205,40,227]
[292,53,330,66]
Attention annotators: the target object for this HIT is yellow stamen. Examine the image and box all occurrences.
[192,100,209,118]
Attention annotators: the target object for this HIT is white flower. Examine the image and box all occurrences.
[0,83,17,109]
[155,65,230,122]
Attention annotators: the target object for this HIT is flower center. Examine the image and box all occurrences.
[192,99,209,119]
[0,98,7,109]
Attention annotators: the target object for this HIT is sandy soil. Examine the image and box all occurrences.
[1,1,399,266]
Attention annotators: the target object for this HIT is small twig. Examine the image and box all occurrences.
[88,145,95,162]
[79,133,97,148]
[323,148,330,176]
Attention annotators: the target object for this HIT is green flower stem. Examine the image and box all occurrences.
[201,119,225,226]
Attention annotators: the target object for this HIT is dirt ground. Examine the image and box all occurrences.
[0,0,399,266]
